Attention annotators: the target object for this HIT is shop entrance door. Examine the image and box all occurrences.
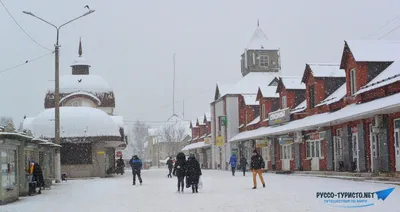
[370,124,379,172]
[281,144,292,171]
[394,125,400,171]
[352,133,360,172]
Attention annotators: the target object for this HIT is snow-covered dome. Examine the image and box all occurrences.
[71,56,91,67]
[30,107,121,139]
[49,75,113,94]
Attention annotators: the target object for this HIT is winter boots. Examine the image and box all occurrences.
[252,184,265,189]
[192,184,198,193]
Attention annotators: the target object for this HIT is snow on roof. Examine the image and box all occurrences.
[49,75,113,94]
[30,107,121,138]
[356,61,400,95]
[246,27,279,50]
[59,91,101,105]
[71,57,91,67]
[243,94,259,105]
[279,76,305,90]
[181,141,210,151]
[316,83,347,107]
[110,116,124,128]
[291,100,307,114]
[230,91,400,143]
[307,63,345,78]
[345,40,400,62]
[148,128,158,137]
[259,86,279,98]
[247,116,260,126]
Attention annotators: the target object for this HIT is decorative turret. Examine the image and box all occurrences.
[241,20,281,76]
[71,38,91,75]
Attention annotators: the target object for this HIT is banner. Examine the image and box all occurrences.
[204,137,211,145]
[216,136,224,146]
[256,139,270,148]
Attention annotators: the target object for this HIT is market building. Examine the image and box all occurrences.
[22,40,127,178]
[229,40,400,174]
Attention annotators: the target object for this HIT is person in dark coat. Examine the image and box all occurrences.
[129,155,143,185]
[250,150,265,189]
[229,153,237,176]
[240,155,248,176]
[167,157,174,178]
[116,156,125,174]
[186,153,202,193]
[173,152,186,192]
[30,161,44,194]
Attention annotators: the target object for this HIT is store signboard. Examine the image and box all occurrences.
[256,139,270,148]
[278,136,293,145]
[216,136,224,146]
[204,137,211,145]
[268,108,291,126]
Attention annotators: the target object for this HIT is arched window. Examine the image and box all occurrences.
[71,99,82,107]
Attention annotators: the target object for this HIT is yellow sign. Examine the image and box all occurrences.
[204,137,211,145]
[256,140,269,148]
[216,136,224,147]
[97,151,105,155]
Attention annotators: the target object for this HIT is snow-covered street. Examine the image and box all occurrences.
[2,169,399,212]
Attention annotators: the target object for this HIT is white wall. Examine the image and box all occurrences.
[225,96,239,170]
[64,98,96,107]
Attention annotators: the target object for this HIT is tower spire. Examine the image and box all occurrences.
[257,19,259,27]
[78,37,82,57]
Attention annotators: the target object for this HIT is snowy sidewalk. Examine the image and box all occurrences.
[2,169,399,212]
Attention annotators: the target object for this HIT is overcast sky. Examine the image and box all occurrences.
[1,0,400,128]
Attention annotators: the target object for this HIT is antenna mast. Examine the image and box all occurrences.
[173,53,176,115]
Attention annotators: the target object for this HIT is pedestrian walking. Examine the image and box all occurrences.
[167,156,174,178]
[250,150,265,189]
[173,152,187,192]
[129,155,143,185]
[229,153,237,176]
[240,155,248,176]
[186,153,202,193]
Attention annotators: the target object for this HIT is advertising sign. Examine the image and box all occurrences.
[216,136,224,146]
[268,108,291,126]
[278,136,293,145]
[204,137,211,145]
[256,139,270,148]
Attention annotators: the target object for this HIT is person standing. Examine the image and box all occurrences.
[250,150,265,189]
[167,157,174,178]
[186,153,202,193]
[229,153,237,176]
[116,156,125,174]
[129,155,143,185]
[173,152,187,192]
[240,155,248,176]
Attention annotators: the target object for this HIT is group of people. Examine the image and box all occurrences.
[171,152,202,193]
[229,149,266,189]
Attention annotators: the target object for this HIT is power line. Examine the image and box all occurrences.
[366,14,400,38]
[379,24,400,39]
[0,0,52,51]
[0,51,54,75]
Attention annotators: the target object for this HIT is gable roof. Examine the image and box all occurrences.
[302,63,345,83]
[340,40,400,69]
[291,100,307,114]
[213,72,279,103]
[276,76,305,93]
[256,86,279,101]
[242,94,259,106]
[356,61,400,95]
[246,27,279,50]
[316,83,347,107]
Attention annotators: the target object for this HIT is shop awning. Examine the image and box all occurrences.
[181,141,211,151]
[230,92,400,142]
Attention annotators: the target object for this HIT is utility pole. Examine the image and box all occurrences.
[23,9,95,183]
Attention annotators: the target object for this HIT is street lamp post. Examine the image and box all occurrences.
[23,9,95,183]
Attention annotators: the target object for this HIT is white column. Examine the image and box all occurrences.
[54,148,61,183]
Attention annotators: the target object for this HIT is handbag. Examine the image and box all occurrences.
[198,176,203,190]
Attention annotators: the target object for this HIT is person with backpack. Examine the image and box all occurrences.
[186,153,202,193]
[129,155,143,185]
[250,150,265,189]
[229,153,237,176]
[173,152,187,192]
[167,156,174,178]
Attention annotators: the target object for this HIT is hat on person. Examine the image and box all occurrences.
[253,149,258,154]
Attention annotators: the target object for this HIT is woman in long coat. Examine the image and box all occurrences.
[186,153,202,193]
[173,152,187,192]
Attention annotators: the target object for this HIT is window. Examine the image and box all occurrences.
[309,85,315,108]
[259,55,269,67]
[261,104,266,120]
[71,99,82,107]
[61,143,92,165]
[350,68,357,95]
[282,96,287,108]
[1,149,17,190]
[335,129,343,157]
[245,111,248,125]
[281,144,292,160]
[306,140,322,158]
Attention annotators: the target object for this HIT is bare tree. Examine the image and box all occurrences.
[158,122,188,158]
[0,116,14,127]
[132,120,149,158]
